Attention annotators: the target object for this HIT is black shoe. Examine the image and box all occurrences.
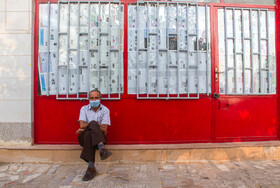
[100,149,112,160]
[82,167,97,181]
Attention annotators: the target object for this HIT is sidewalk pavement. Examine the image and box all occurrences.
[0,160,280,188]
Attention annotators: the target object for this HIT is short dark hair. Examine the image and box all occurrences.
[89,89,102,99]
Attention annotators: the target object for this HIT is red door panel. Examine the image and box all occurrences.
[214,96,278,142]
[35,98,212,144]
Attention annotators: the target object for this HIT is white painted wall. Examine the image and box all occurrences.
[0,0,34,146]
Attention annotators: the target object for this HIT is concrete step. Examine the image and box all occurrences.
[1,141,280,164]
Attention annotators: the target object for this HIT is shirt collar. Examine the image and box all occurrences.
[87,103,103,111]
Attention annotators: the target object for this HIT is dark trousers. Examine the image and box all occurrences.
[78,121,106,163]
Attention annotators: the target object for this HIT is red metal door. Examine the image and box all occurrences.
[212,6,279,142]
[33,1,280,144]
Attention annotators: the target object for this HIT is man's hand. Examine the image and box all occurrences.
[100,124,108,135]
[75,128,84,134]
[79,120,88,129]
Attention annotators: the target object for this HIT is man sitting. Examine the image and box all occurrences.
[76,89,112,181]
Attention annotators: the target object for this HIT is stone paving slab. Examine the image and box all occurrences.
[0,161,280,188]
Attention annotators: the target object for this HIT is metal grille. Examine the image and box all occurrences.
[38,1,124,100]
[127,2,211,99]
[218,8,276,95]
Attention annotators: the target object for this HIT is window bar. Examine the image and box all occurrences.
[205,5,209,96]
[250,9,254,93]
[56,2,60,99]
[241,9,245,93]
[66,2,70,98]
[117,2,121,99]
[226,93,272,96]
[233,8,237,94]
[224,8,229,94]
[136,2,139,98]
[196,4,199,97]
[97,2,101,90]
[156,2,159,98]
[87,2,91,99]
[176,3,179,98]
[47,2,50,96]
[187,3,189,97]
[258,9,262,93]
[166,2,170,99]
[136,96,200,99]
[77,2,81,99]
[108,2,111,98]
[147,2,150,97]
[266,10,271,94]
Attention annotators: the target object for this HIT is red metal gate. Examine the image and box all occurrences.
[211,5,279,142]
[34,0,280,144]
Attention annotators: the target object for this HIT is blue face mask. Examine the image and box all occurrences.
[90,100,100,108]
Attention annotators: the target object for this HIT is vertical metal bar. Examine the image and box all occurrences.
[196,4,199,97]
[176,3,179,97]
[87,2,90,99]
[258,10,262,93]
[147,2,150,97]
[108,2,111,98]
[186,3,189,97]
[77,2,80,98]
[233,8,237,94]
[47,2,50,96]
[98,2,101,90]
[56,2,60,99]
[224,8,228,94]
[66,2,70,98]
[156,2,159,98]
[250,9,254,93]
[118,2,121,99]
[166,2,170,99]
[205,4,209,96]
[266,10,271,94]
[136,2,139,98]
[241,9,245,93]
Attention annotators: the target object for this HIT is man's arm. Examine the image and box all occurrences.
[76,106,88,134]
[75,120,88,134]
[100,124,109,135]
[79,120,88,129]
[100,108,110,135]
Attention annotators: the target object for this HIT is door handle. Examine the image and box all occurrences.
[215,67,219,83]
[213,93,220,99]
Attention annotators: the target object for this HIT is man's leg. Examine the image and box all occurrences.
[83,121,112,161]
[78,126,97,181]
[78,127,96,163]
[78,121,112,181]
[86,121,106,147]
